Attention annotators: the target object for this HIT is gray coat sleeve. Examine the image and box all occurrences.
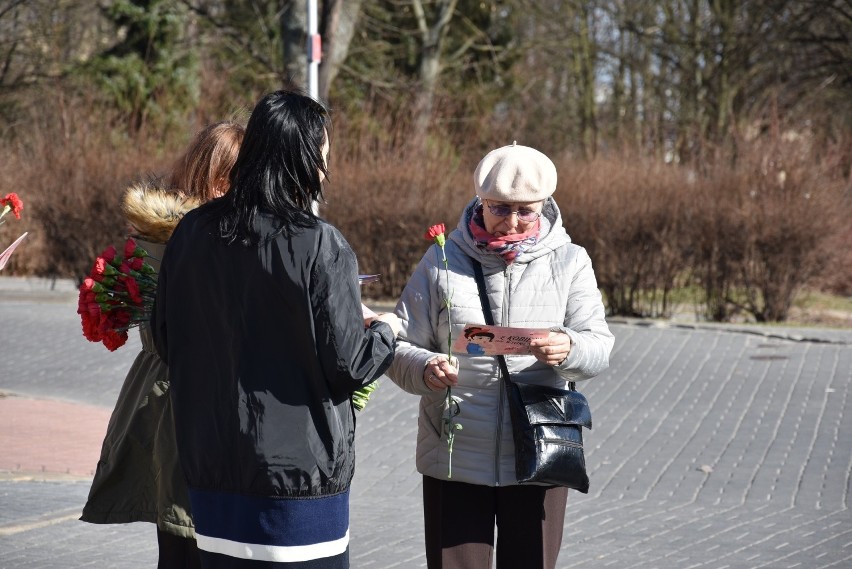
[386,247,445,396]
[553,247,614,381]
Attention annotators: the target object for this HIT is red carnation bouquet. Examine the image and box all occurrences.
[78,238,157,351]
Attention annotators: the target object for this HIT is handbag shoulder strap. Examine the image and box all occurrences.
[471,260,576,392]
[471,260,513,385]
[471,260,492,326]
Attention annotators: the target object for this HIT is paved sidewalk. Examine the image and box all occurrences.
[1,279,850,568]
[0,397,110,478]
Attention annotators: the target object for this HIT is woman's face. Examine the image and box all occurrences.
[320,131,331,183]
[481,199,544,236]
[319,131,330,183]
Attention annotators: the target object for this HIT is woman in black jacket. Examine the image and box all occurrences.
[152,90,400,569]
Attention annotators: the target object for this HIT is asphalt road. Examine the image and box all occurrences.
[1,278,850,568]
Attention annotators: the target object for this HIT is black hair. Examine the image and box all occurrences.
[213,89,331,245]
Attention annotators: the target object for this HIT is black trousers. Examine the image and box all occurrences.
[422,476,569,569]
[157,529,203,569]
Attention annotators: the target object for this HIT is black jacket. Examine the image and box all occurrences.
[152,203,395,499]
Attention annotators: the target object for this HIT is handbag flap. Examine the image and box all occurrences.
[513,382,592,429]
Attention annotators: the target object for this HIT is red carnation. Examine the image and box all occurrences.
[93,257,108,278]
[111,309,131,329]
[82,277,106,295]
[124,238,146,259]
[77,289,96,316]
[425,223,445,241]
[83,301,101,317]
[98,312,114,336]
[102,329,128,352]
[80,312,102,342]
[77,288,87,315]
[78,281,97,314]
[101,245,117,263]
[125,276,142,304]
[1,193,23,219]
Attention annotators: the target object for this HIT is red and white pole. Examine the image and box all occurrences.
[307,0,321,100]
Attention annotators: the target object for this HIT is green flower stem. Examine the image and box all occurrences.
[446,416,455,477]
[438,241,461,479]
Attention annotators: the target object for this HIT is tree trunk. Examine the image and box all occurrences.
[411,0,458,137]
[415,46,442,135]
[711,0,735,142]
[281,0,307,89]
[318,0,362,102]
[574,3,597,159]
[612,20,626,146]
[679,0,708,163]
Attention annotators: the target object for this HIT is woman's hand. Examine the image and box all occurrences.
[423,355,459,391]
[367,312,402,337]
[529,332,572,366]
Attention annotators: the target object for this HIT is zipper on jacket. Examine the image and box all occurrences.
[493,265,512,486]
[494,368,505,486]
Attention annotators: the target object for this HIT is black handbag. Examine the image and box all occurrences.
[472,261,592,493]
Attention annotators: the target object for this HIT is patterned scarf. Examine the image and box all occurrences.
[468,204,540,265]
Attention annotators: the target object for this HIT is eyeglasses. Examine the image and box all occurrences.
[484,201,541,222]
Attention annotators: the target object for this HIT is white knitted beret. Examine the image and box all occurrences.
[473,142,557,202]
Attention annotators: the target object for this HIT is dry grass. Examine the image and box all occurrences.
[787,291,852,328]
[0,89,180,280]
[324,118,475,297]
[558,156,693,318]
[691,132,849,322]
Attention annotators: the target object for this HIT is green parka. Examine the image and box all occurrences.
[80,184,201,538]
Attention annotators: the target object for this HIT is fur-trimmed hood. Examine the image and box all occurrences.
[121,183,201,244]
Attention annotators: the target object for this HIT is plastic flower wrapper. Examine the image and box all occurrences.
[425,223,463,478]
[78,238,157,351]
[352,381,378,412]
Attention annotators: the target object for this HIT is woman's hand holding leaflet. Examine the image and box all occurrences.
[529,331,572,366]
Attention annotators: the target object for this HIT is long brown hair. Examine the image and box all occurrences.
[168,120,246,202]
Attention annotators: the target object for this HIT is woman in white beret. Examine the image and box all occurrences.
[386,143,615,569]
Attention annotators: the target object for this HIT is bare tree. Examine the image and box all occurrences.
[318,0,363,101]
[411,0,459,135]
[281,0,308,88]
[183,0,361,99]
[281,0,366,99]
[509,0,602,157]
[0,1,108,94]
